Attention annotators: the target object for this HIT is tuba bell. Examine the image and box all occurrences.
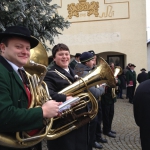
[114,66,123,78]
[0,37,52,148]
[112,66,123,98]
[46,57,116,140]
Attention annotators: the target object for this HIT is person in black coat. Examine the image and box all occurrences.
[133,79,150,150]
[117,72,126,99]
[69,53,81,70]
[44,44,88,150]
[137,68,148,84]
[148,71,150,79]
[88,50,108,147]
[101,79,120,138]
[126,64,136,103]
[75,51,106,150]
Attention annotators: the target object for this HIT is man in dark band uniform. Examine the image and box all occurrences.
[44,43,88,150]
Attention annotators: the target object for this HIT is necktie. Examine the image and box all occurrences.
[18,69,31,108]
[18,69,29,85]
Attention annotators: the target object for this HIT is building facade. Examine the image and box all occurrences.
[48,0,147,74]
[148,41,150,71]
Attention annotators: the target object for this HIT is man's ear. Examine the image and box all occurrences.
[0,43,6,52]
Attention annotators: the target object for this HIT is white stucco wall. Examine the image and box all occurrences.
[148,43,150,71]
[48,0,147,75]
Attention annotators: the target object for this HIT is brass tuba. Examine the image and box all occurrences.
[114,66,123,78]
[0,38,52,148]
[112,66,123,98]
[46,57,116,140]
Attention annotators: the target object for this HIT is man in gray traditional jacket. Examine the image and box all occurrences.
[74,51,106,150]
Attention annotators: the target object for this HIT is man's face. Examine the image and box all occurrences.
[131,66,135,70]
[76,57,80,62]
[53,50,70,69]
[86,58,95,68]
[110,63,115,68]
[1,37,30,67]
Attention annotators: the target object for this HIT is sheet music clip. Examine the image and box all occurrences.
[59,97,80,112]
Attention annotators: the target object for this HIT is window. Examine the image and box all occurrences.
[107,55,124,69]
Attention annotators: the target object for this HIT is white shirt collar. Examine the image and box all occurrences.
[75,60,78,63]
[5,58,24,78]
[64,68,70,74]
[75,59,80,63]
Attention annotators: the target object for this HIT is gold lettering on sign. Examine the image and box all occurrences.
[99,5,114,18]
[67,0,99,19]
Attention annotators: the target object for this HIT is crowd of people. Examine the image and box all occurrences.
[0,25,150,150]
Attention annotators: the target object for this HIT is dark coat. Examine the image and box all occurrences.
[44,64,75,102]
[101,79,120,105]
[133,79,150,149]
[44,64,88,150]
[101,87,116,105]
[148,71,150,79]
[137,72,148,83]
[132,71,137,86]
[74,63,105,150]
[125,70,133,84]
[118,73,126,89]
[123,66,130,76]
[0,56,43,150]
[69,59,77,70]
[126,70,136,86]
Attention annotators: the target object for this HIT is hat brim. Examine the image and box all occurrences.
[131,65,136,67]
[0,33,39,49]
[81,56,94,62]
[140,69,146,71]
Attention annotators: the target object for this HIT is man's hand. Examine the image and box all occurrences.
[42,100,61,118]
[66,96,73,100]
[115,79,118,83]
[66,96,78,106]
[100,83,107,88]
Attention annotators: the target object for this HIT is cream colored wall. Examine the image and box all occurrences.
[148,43,150,71]
[48,0,147,75]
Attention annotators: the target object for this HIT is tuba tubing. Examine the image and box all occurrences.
[59,57,116,96]
[112,66,123,98]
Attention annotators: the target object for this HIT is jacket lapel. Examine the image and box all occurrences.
[0,56,27,94]
[52,64,75,83]
[12,71,26,92]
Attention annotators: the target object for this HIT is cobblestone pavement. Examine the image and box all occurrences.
[42,98,142,150]
[93,98,141,150]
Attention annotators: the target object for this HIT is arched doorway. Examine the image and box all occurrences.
[97,52,126,69]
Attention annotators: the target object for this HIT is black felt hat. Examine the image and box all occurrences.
[131,64,136,67]
[127,63,132,67]
[88,50,95,55]
[0,25,39,48]
[75,53,81,57]
[80,52,94,62]
[140,68,146,71]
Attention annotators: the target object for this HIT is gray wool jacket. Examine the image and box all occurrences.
[74,63,105,100]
